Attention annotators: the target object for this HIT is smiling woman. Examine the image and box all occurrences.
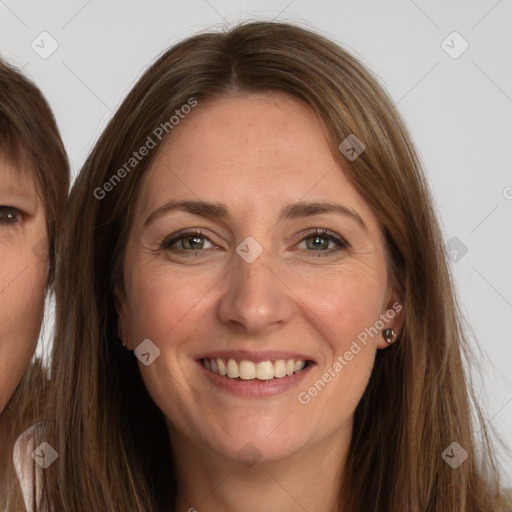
[36,21,509,512]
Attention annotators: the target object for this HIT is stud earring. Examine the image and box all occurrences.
[382,328,397,344]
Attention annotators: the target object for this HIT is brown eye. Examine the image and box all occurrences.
[0,206,24,225]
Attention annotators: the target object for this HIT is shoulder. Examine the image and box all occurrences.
[12,422,47,512]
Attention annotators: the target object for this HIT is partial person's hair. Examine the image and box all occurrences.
[0,58,69,510]
[0,59,69,284]
[41,21,510,511]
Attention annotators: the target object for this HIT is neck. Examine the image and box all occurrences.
[169,424,352,512]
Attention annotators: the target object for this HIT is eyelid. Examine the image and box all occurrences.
[295,227,347,241]
[0,191,38,215]
[0,205,26,213]
[293,227,349,247]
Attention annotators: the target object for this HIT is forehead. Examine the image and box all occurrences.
[137,92,378,230]
[148,92,333,181]
[0,151,38,195]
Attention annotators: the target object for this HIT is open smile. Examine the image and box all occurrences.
[200,357,309,380]
[196,352,316,398]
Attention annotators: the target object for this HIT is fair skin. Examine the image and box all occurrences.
[117,92,403,512]
[0,155,47,413]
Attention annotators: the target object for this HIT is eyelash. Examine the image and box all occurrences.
[0,206,24,226]
[161,228,349,257]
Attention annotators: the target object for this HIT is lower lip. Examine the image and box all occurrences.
[197,360,314,398]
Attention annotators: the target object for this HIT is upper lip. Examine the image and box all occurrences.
[197,349,316,364]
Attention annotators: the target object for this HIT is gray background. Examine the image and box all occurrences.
[1,0,511,485]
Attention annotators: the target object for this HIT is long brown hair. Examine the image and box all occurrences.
[43,21,509,511]
[0,58,69,510]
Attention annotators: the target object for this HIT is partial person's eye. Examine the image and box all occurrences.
[162,229,216,255]
[0,206,24,226]
[296,228,349,257]
[161,227,349,258]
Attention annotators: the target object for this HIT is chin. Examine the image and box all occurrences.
[199,419,308,466]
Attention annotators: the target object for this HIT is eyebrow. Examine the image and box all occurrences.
[144,199,369,233]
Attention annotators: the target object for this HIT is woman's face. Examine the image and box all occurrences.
[117,92,401,464]
[0,155,47,412]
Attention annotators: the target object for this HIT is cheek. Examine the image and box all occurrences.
[0,250,47,410]
[122,261,223,417]
[0,248,47,333]
[123,261,218,344]
[122,269,204,430]
[292,264,387,351]
[290,267,384,423]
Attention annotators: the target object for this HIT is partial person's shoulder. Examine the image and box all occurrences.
[12,422,47,512]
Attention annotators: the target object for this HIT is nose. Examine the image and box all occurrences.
[217,243,294,336]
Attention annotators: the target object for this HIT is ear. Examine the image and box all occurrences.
[377,288,405,350]
[114,283,132,350]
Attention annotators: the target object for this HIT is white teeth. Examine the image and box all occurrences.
[202,357,308,381]
[217,358,226,376]
[294,360,306,372]
[273,359,287,378]
[256,361,274,380]
[239,360,256,380]
[226,358,239,378]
